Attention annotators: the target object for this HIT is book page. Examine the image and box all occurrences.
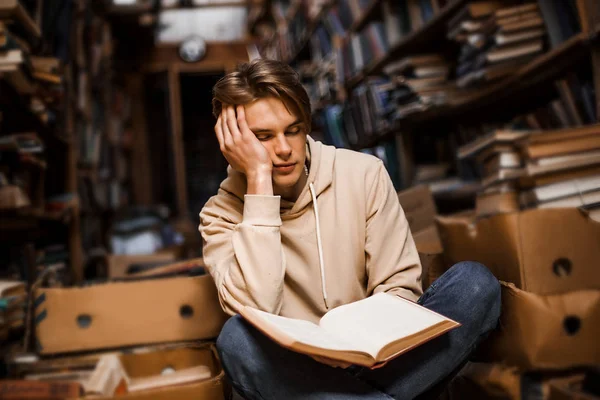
[319,293,451,359]
[248,309,361,353]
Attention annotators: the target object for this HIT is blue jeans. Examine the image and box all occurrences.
[216,261,501,400]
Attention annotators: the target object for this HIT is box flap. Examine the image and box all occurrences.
[436,212,525,287]
[397,185,438,234]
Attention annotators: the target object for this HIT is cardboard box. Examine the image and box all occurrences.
[107,254,177,279]
[398,185,448,291]
[34,275,229,355]
[482,282,600,371]
[419,251,449,291]
[436,208,600,295]
[449,362,521,400]
[80,345,225,400]
[398,185,438,234]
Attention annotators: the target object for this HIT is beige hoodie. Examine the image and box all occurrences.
[199,137,422,323]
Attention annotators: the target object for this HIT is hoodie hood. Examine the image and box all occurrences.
[219,136,336,213]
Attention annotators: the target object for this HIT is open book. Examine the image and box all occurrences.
[240,293,460,368]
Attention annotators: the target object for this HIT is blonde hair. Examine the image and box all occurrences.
[212,59,311,131]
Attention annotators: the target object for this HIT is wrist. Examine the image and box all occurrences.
[246,168,273,195]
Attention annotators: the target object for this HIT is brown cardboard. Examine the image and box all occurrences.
[419,252,449,291]
[34,275,229,355]
[398,185,447,291]
[436,208,600,294]
[107,254,176,279]
[397,185,438,234]
[482,282,600,371]
[80,345,225,400]
[452,363,521,400]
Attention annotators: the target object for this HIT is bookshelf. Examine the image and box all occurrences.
[346,0,466,91]
[0,0,83,284]
[254,0,600,192]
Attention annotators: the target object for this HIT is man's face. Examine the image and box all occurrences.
[244,97,308,196]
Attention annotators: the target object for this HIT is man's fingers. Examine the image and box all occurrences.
[236,105,251,136]
[214,115,225,150]
[226,105,242,141]
[221,108,234,149]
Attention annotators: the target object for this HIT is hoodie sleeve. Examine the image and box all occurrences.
[199,192,285,316]
[365,162,423,301]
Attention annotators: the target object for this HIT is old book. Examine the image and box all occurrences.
[524,133,600,159]
[537,189,600,209]
[495,3,538,19]
[486,39,544,64]
[483,151,521,175]
[128,365,212,392]
[526,151,600,177]
[495,28,545,46]
[458,130,529,159]
[482,168,524,188]
[522,164,600,188]
[476,190,519,217]
[0,380,83,399]
[521,174,600,205]
[240,293,459,368]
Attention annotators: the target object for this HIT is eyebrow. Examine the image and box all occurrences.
[250,119,303,134]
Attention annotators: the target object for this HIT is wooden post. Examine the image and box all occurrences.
[127,74,153,205]
[582,0,600,121]
[167,66,189,218]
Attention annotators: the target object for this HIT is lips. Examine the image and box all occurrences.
[274,163,296,174]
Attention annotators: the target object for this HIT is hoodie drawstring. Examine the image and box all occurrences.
[309,182,329,310]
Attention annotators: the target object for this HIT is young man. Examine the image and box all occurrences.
[200,59,501,400]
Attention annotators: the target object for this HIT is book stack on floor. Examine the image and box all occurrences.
[457,123,600,217]
[434,124,600,398]
[1,258,230,399]
[448,2,547,90]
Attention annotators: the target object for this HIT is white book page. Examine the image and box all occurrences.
[319,293,449,358]
[250,309,360,353]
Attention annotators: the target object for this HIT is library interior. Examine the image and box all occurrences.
[0,0,599,399]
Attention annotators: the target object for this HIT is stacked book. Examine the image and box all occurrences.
[519,124,600,211]
[457,124,600,217]
[448,2,547,90]
[0,280,27,341]
[383,54,454,119]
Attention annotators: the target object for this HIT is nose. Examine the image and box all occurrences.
[274,135,292,159]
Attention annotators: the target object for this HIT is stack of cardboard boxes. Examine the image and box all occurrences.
[399,128,600,399]
[2,257,230,400]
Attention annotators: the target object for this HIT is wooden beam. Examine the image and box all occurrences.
[583,0,600,121]
[127,73,153,205]
[145,42,251,72]
[167,65,189,217]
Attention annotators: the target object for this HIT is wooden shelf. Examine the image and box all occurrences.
[351,30,599,150]
[346,0,466,91]
[286,1,336,64]
[0,84,71,151]
[0,0,42,39]
[348,0,381,34]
